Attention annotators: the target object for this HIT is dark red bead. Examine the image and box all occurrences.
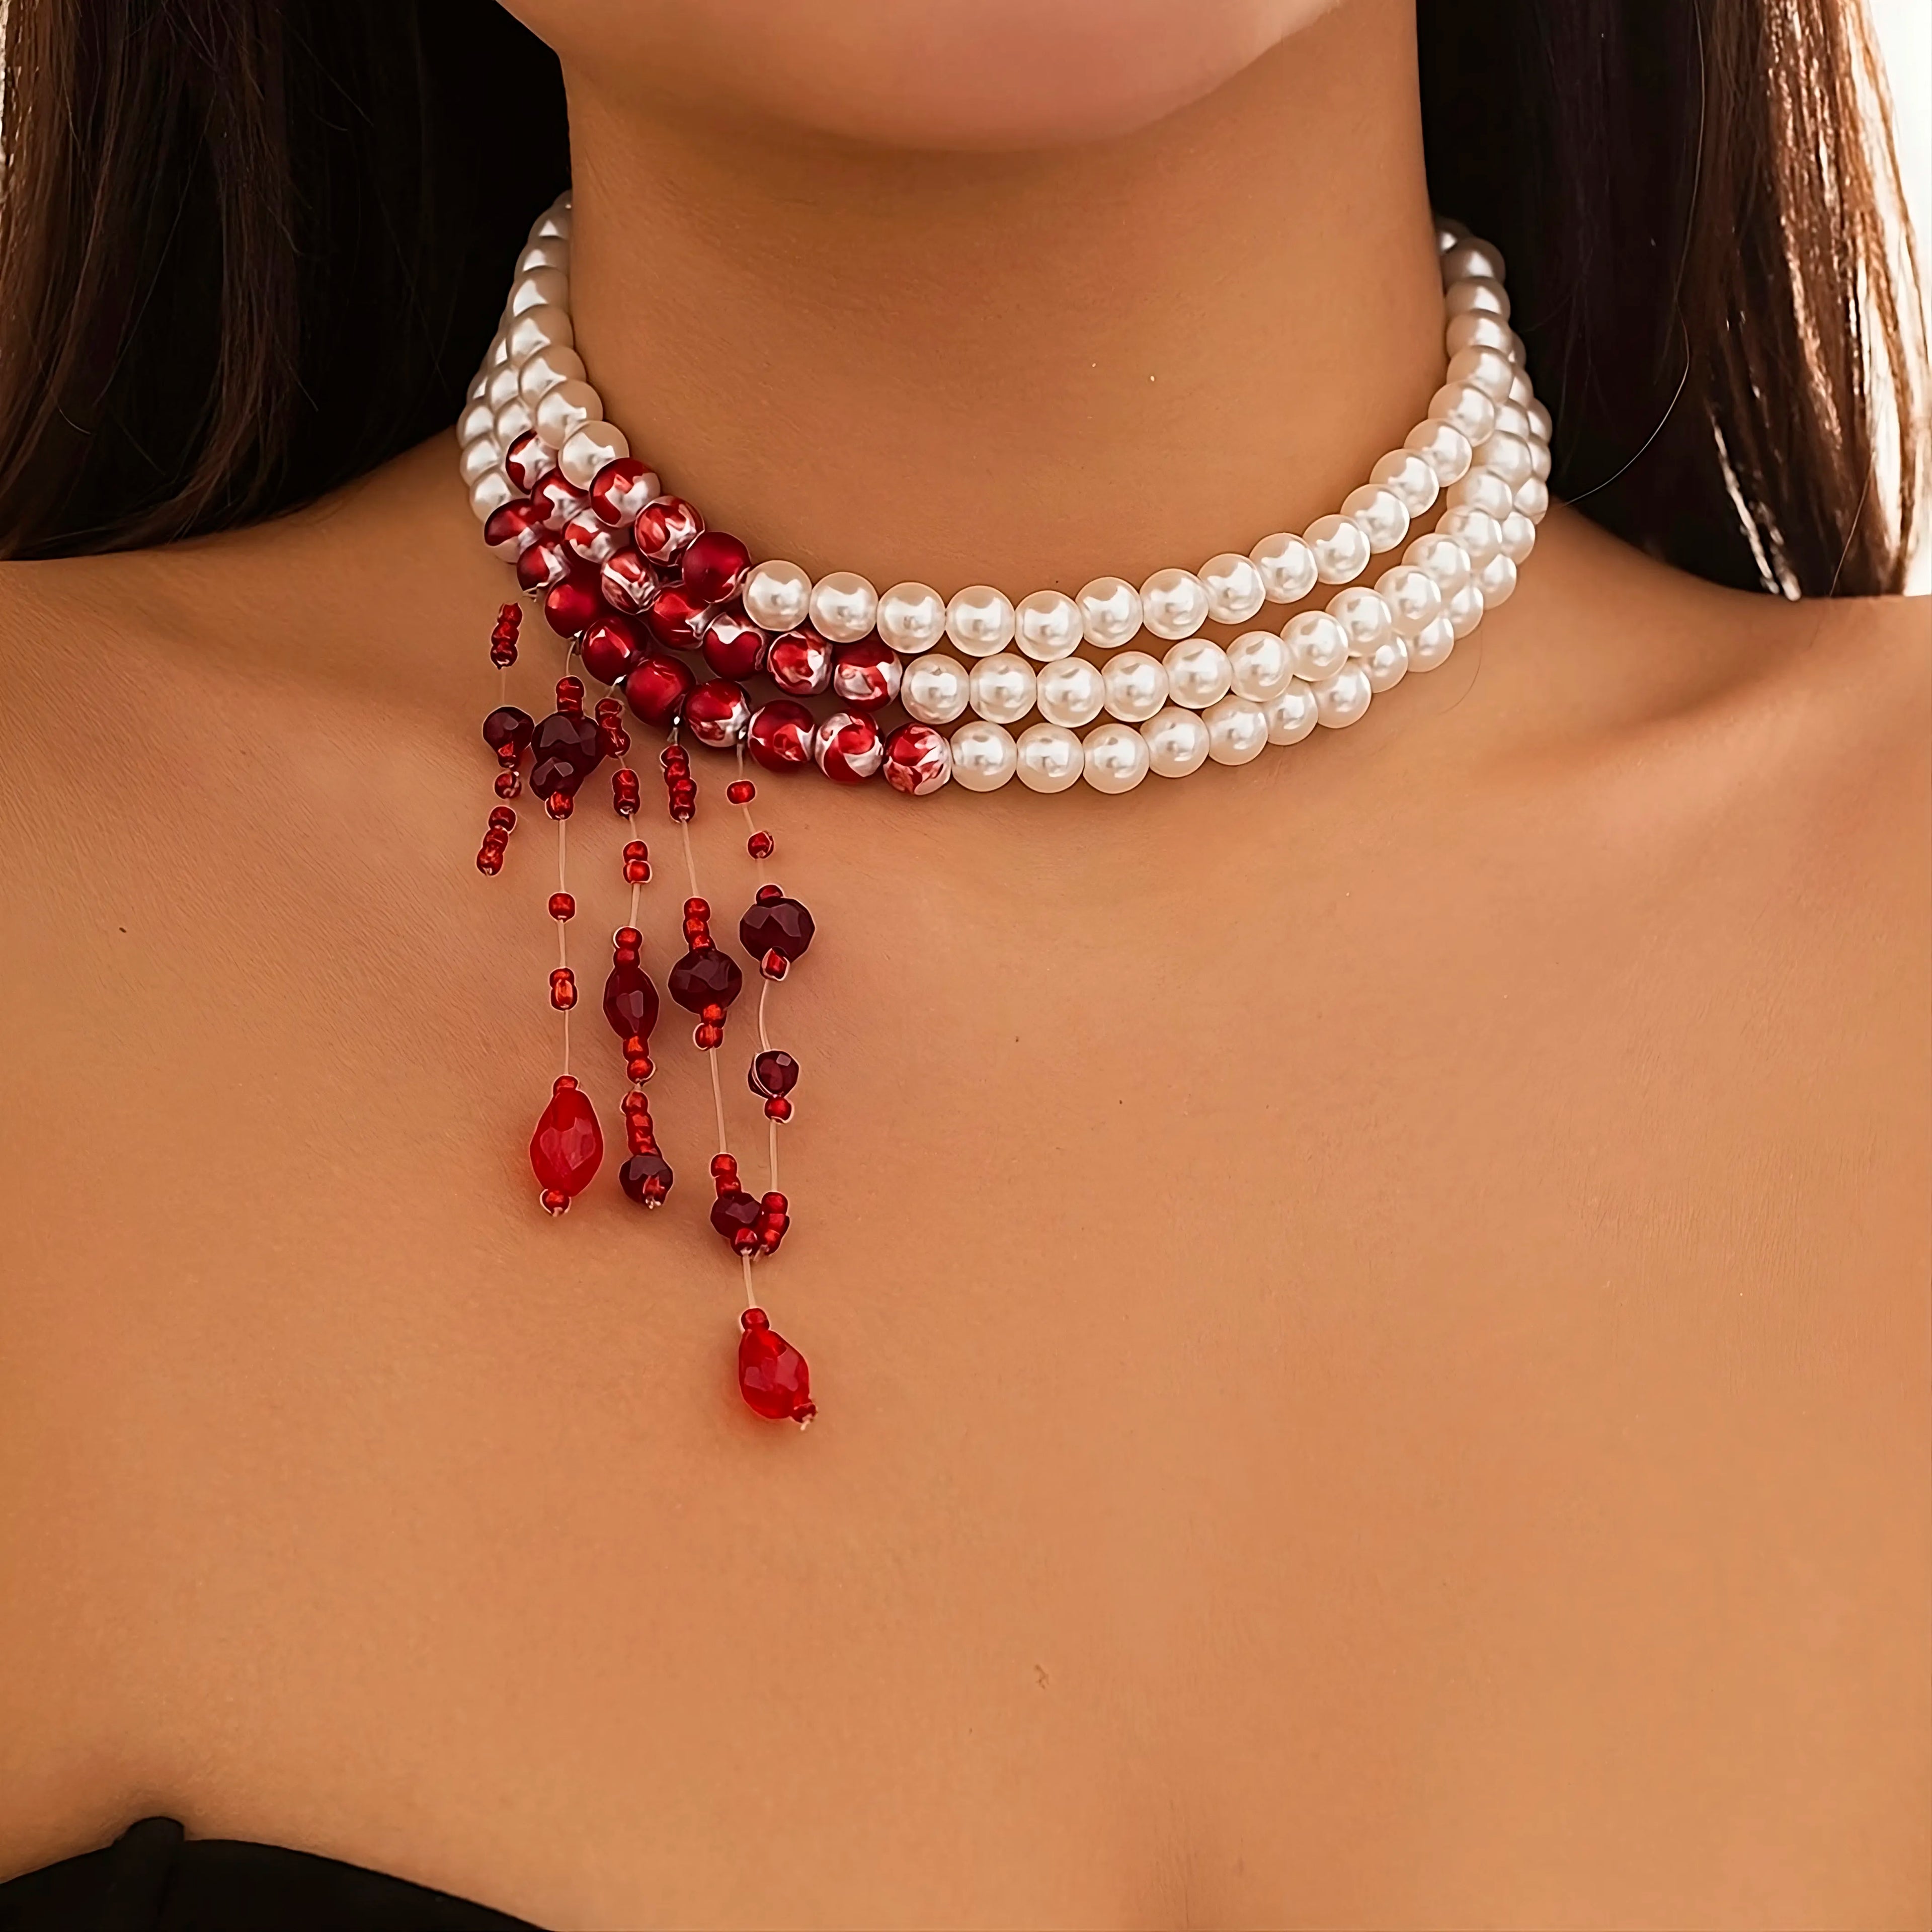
[550,967,577,1009]
[750,1050,799,1098]
[529,1076,603,1202]
[618,1151,674,1206]
[603,960,661,1042]
[747,830,775,859]
[612,767,641,815]
[643,582,710,654]
[495,769,521,799]
[632,495,704,565]
[831,637,902,710]
[549,892,575,921]
[621,840,651,883]
[738,1309,816,1425]
[763,1095,792,1122]
[767,628,833,696]
[546,791,574,819]
[623,651,695,729]
[710,1187,761,1242]
[700,606,769,681]
[529,709,602,798]
[684,679,752,749]
[580,614,643,685]
[555,676,586,714]
[740,895,814,962]
[476,846,504,875]
[745,700,816,774]
[589,457,662,527]
[726,780,755,806]
[669,946,743,1013]
[503,430,554,495]
[598,546,661,616]
[516,534,573,593]
[544,574,604,638]
[679,530,752,604]
[482,705,534,761]
[483,498,547,561]
[488,806,517,832]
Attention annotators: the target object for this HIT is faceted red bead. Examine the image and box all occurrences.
[700,606,769,681]
[589,457,663,527]
[669,946,744,1013]
[598,546,661,616]
[684,679,752,749]
[679,530,752,604]
[504,429,554,495]
[544,575,604,638]
[482,705,534,762]
[767,628,833,696]
[738,1309,816,1425]
[750,1049,799,1098]
[882,721,953,797]
[623,651,695,729]
[529,1076,603,1201]
[529,710,602,798]
[745,700,816,774]
[710,1186,761,1243]
[619,1151,674,1206]
[632,495,704,565]
[813,710,884,783]
[643,582,710,654]
[603,960,661,1042]
[482,497,547,561]
[579,614,643,686]
[831,637,902,710]
[740,895,815,962]
[532,472,589,531]
[563,507,624,566]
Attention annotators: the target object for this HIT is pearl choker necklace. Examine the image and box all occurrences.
[456,193,1550,1427]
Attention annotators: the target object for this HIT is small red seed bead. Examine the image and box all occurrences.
[701,1002,725,1024]
[490,639,518,669]
[685,898,708,918]
[695,1022,723,1050]
[540,1187,570,1216]
[550,968,577,1009]
[546,791,574,820]
[755,883,782,904]
[616,925,642,950]
[548,892,575,921]
[621,1089,647,1114]
[495,770,521,799]
[733,1228,760,1257]
[625,1053,653,1082]
[747,830,775,860]
[711,1154,738,1180]
[761,949,789,981]
[476,848,504,875]
[764,1095,792,1121]
[727,779,755,806]
[497,603,521,635]
[612,768,640,815]
[489,807,517,832]
[556,677,585,714]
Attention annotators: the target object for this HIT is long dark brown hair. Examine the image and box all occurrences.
[0,1,1923,592]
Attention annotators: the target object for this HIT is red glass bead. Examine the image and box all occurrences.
[549,892,575,921]
[590,457,663,527]
[580,614,643,686]
[737,1309,815,1425]
[767,628,833,696]
[476,845,504,876]
[623,651,695,729]
[813,710,884,783]
[711,1153,739,1182]
[529,710,602,798]
[757,1192,790,1254]
[603,960,660,1042]
[621,839,651,883]
[598,717,630,760]
[643,582,710,654]
[614,925,643,957]
[763,1095,792,1122]
[684,679,752,750]
[632,495,704,565]
[488,806,517,832]
[550,967,577,1009]
[747,830,775,859]
[530,1074,603,1204]
[670,946,743,1012]
[545,790,574,820]
[619,1151,674,1206]
[727,779,755,806]
[711,1188,762,1254]
[504,429,554,495]
[516,534,573,593]
[490,638,518,670]
[613,767,640,816]
[750,1050,799,1098]
[494,769,521,799]
[679,530,752,604]
[540,1187,569,1216]
[700,606,769,681]
[882,721,953,797]
[761,949,789,981]
[599,546,661,616]
[740,895,815,962]
[482,705,534,763]
[745,700,816,774]
[555,676,586,714]
[831,638,903,710]
[544,574,604,638]
[625,1050,654,1083]
[483,499,547,561]
[532,472,589,531]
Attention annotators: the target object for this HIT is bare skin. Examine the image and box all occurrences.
[1,3,1927,1926]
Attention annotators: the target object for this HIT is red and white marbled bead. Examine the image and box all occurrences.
[598,547,659,615]
[746,700,816,773]
[813,711,883,783]
[830,638,902,710]
[590,457,662,527]
[767,628,833,697]
[882,723,952,796]
[684,679,753,749]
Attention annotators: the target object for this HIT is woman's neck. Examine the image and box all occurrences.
[564,0,1441,594]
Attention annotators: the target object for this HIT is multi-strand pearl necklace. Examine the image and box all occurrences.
[458,194,1550,1427]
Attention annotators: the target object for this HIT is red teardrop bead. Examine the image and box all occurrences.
[529,1076,603,1203]
[738,1309,816,1425]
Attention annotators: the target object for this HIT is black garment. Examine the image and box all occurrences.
[0,1816,541,1930]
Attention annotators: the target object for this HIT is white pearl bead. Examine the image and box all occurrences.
[1529,438,1552,482]
[486,360,523,411]
[1198,552,1266,624]
[1526,398,1553,443]
[1305,512,1372,585]
[1436,217,1469,253]
[1139,567,1211,641]
[1428,381,1497,447]
[1406,417,1473,486]
[1403,531,1474,597]
[1515,475,1551,523]
[966,652,1036,725]
[1441,238,1507,285]
[1370,449,1441,518]
[458,398,496,444]
[1264,680,1320,745]
[1409,614,1457,672]
[1357,632,1410,692]
[1312,663,1374,728]
[1375,564,1444,639]
[506,303,572,362]
[1508,367,1534,408]
[877,582,948,654]
[459,436,502,485]
[1203,695,1269,765]
[1081,722,1151,794]
[1141,706,1211,778]
[1341,484,1410,554]
[1014,723,1084,793]
[508,266,570,316]
[1497,511,1538,565]
[519,237,571,273]
[469,470,515,520]
[742,559,812,633]
[1034,657,1105,727]
[1444,275,1510,321]
[1491,400,1533,440]
[946,584,1016,658]
[1444,310,1519,360]
[492,397,533,446]
[1445,467,1517,522]
[1471,430,1533,491]
[1436,505,1503,568]
[1076,576,1144,649]
[1101,650,1169,722]
[488,337,510,368]
[1475,551,1519,605]
[1327,586,1394,657]
[1444,579,1486,637]
[1226,628,1293,701]
[1282,609,1350,680]
[901,652,971,725]
[517,345,587,408]
[533,203,570,240]
[1014,589,1085,662]
[1447,345,1516,405]
[535,377,601,450]
[1248,531,1318,604]
[810,571,879,644]
[948,720,1018,792]
[559,420,628,489]
[1161,637,1233,709]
